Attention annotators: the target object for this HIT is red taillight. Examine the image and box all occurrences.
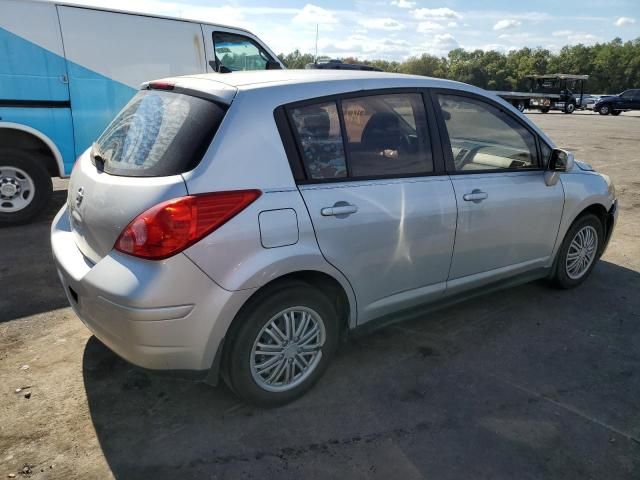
[115,190,261,260]
[148,80,175,90]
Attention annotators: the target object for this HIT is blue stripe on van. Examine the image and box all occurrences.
[0,27,136,174]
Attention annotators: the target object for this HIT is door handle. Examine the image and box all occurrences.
[321,204,358,217]
[463,190,488,203]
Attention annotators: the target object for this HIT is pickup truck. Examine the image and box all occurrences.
[594,89,640,115]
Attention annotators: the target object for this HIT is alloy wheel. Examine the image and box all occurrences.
[565,225,598,280]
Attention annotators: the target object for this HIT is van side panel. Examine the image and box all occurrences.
[0,0,69,102]
[57,6,207,159]
[0,0,74,173]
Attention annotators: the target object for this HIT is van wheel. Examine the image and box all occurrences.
[0,151,52,225]
[225,282,339,407]
[551,214,603,289]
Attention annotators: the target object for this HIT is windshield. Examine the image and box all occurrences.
[94,90,226,177]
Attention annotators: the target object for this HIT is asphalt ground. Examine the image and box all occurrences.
[1,110,639,479]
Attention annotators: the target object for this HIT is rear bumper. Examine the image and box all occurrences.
[51,205,256,373]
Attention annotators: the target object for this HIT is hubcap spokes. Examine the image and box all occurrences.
[566,225,598,280]
[0,166,35,212]
[250,307,326,392]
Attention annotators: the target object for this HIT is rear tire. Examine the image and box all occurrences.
[611,110,622,116]
[0,150,52,225]
[540,107,550,114]
[515,101,525,112]
[551,214,603,289]
[224,282,339,407]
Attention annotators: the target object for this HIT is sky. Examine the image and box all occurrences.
[47,0,640,60]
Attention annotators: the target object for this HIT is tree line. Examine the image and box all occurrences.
[278,37,640,94]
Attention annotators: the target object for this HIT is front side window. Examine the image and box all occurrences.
[437,94,538,172]
[290,102,347,180]
[341,93,433,177]
[620,90,634,99]
[213,32,273,71]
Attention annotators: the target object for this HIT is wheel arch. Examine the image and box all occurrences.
[207,269,356,387]
[0,123,65,177]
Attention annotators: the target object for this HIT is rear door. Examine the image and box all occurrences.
[286,91,457,324]
[68,87,228,263]
[201,26,282,72]
[432,90,563,290]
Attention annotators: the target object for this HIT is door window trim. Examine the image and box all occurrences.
[429,88,549,175]
[274,87,447,185]
[211,31,276,72]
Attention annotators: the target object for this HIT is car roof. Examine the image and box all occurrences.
[174,69,470,91]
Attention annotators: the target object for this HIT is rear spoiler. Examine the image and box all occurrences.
[141,76,237,106]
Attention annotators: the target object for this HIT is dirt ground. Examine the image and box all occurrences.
[1,110,639,479]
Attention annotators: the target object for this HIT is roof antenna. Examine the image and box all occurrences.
[315,24,319,64]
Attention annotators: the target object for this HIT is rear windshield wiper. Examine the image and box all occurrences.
[90,143,106,172]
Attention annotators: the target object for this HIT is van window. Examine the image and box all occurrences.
[213,32,273,71]
[94,90,225,177]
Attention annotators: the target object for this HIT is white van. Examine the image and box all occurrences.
[0,0,283,224]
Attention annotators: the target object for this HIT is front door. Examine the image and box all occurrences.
[288,92,457,323]
[433,92,564,289]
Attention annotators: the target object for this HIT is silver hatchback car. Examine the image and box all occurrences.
[52,70,617,406]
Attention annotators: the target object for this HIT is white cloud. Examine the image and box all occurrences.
[552,30,573,37]
[358,17,405,31]
[417,33,459,55]
[391,0,415,8]
[447,21,458,28]
[615,17,636,27]
[493,19,521,31]
[412,7,461,20]
[567,33,601,45]
[293,4,337,24]
[417,21,445,33]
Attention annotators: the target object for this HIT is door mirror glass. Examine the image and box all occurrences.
[549,148,574,172]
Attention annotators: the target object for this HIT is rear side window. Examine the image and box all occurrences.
[288,92,434,181]
[94,90,225,177]
[342,93,433,177]
[289,102,347,180]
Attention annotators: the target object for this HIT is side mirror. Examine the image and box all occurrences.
[266,60,282,70]
[545,148,574,186]
[548,148,574,172]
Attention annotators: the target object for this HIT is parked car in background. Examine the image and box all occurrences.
[0,0,282,225]
[577,94,599,110]
[52,70,618,406]
[594,89,640,115]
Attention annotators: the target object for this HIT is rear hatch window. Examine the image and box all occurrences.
[92,90,226,177]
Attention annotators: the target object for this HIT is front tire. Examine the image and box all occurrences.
[564,101,576,114]
[224,282,339,407]
[0,150,53,225]
[551,214,603,289]
[598,104,610,115]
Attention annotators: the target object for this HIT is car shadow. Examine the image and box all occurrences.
[0,189,69,322]
[82,260,640,479]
